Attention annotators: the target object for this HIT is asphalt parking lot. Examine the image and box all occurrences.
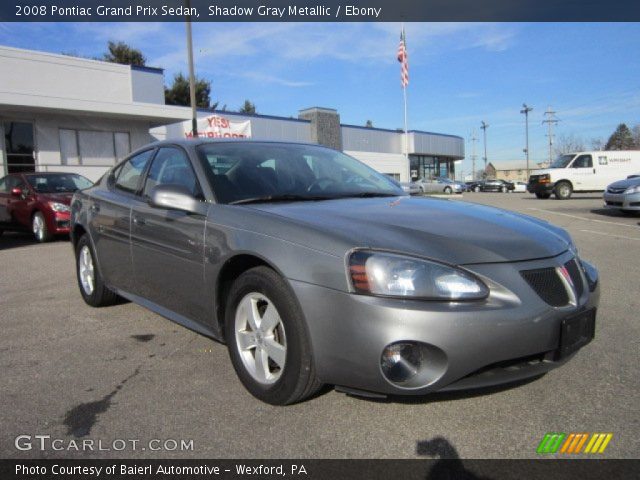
[1,192,638,459]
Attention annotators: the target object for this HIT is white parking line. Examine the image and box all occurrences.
[527,208,640,229]
[579,229,640,242]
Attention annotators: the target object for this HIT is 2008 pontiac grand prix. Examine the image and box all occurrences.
[70,140,599,405]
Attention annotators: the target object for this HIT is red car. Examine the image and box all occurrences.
[0,172,93,242]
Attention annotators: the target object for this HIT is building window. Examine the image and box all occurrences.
[384,173,400,181]
[3,121,35,173]
[60,129,130,166]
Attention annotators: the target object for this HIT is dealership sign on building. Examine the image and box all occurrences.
[183,115,252,139]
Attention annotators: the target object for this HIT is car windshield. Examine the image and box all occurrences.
[197,142,404,204]
[550,154,575,168]
[26,174,93,193]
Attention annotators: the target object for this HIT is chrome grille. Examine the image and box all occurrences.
[607,187,626,194]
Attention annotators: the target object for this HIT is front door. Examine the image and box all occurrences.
[130,146,209,323]
[570,154,597,190]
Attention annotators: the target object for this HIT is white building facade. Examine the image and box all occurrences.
[1,45,464,183]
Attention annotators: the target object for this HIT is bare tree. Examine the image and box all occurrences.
[632,125,640,149]
[590,138,604,151]
[554,133,585,155]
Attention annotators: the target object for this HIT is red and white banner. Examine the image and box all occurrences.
[183,115,252,139]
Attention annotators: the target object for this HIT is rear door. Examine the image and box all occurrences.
[0,176,17,227]
[90,149,155,293]
[130,146,210,323]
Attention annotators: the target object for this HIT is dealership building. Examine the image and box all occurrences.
[0,45,464,182]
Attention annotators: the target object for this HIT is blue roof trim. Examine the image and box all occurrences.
[341,123,463,140]
[131,64,164,74]
[195,108,311,124]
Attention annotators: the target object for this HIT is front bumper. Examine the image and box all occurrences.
[48,211,71,234]
[603,191,640,211]
[291,250,599,396]
[527,182,555,194]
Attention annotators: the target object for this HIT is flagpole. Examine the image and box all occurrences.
[401,24,409,181]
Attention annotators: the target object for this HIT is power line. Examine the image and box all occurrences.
[542,107,560,164]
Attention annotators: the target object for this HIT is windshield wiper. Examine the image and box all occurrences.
[229,194,333,205]
[336,192,400,199]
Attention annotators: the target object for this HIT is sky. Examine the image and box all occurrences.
[1,22,639,176]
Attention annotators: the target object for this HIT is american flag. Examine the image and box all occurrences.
[397,28,409,88]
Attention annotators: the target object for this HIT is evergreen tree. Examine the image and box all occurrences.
[605,123,635,150]
[239,100,257,114]
[164,73,212,108]
[103,41,146,66]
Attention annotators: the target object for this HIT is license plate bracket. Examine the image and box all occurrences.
[557,309,596,359]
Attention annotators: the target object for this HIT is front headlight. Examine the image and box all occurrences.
[49,202,70,213]
[348,250,489,301]
[624,185,640,194]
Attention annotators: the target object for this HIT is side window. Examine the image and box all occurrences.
[572,155,593,168]
[114,150,154,194]
[0,177,7,193]
[143,147,201,199]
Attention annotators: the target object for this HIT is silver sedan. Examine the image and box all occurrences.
[71,140,599,405]
[604,175,640,214]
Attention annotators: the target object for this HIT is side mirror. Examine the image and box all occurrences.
[11,187,22,198]
[149,184,201,214]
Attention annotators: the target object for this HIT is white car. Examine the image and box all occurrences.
[513,182,527,193]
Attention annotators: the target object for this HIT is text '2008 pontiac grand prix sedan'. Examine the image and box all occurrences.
[71,140,600,405]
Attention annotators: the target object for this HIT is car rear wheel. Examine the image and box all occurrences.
[225,266,322,405]
[501,186,507,193]
[535,192,551,199]
[32,212,52,243]
[76,234,119,307]
[554,181,573,200]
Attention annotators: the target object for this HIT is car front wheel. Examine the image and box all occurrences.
[32,211,52,243]
[225,266,322,405]
[76,234,119,307]
[444,186,452,194]
[474,186,481,192]
[554,181,573,200]
[535,192,551,199]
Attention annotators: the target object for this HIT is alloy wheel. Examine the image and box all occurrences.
[32,214,44,241]
[235,292,287,385]
[78,245,95,296]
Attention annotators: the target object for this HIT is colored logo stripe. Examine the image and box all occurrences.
[538,433,613,454]
[537,433,566,454]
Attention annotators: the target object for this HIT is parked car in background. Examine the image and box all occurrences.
[466,180,484,192]
[528,150,640,199]
[71,139,599,405]
[513,182,528,193]
[400,181,420,195]
[480,179,515,193]
[0,172,93,242]
[603,174,640,214]
[412,177,464,194]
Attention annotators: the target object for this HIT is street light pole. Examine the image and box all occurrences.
[520,103,533,179]
[480,121,489,175]
[185,0,198,137]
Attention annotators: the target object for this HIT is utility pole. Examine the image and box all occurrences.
[542,107,559,165]
[470,130,478,180]
[480,121,489,175]
[520,103,533,178]
[185,0,198,137]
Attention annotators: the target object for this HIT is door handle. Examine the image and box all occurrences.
[133,216,146,226]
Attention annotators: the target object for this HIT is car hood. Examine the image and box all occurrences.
[608,177,640,190]
[37,192,74,204]
[247,196,571,264]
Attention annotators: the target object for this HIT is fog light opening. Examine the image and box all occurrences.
[381,342,423,384]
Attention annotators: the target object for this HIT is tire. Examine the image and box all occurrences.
[225,266,322,405]
[75,234,119,307]
[419,187,425,194]
[535,192,551,199]
[443,187,452,194]
[501,186,507,193]
[554,181,573,200]
[474,186,481,193]
[0,229,3,237]
[32,211,53,243]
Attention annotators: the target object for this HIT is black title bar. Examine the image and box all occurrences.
[2,0,640,22]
